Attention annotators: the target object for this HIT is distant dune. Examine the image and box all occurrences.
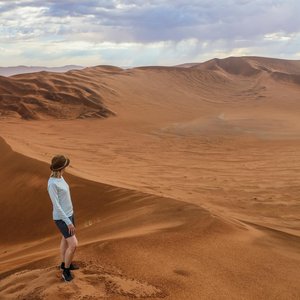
[0,65,84,77]
[192,56,300,81]
[0,57,299,120]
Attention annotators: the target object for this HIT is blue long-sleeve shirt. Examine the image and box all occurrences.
[47,176,74,225]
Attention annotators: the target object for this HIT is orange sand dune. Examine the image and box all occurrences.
[1,57,300,299]
[1,135,300,299]
[1,56,300,121]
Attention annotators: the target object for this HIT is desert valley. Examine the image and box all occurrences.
[0,56,300,299]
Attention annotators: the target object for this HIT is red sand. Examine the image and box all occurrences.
[0,57,300,299]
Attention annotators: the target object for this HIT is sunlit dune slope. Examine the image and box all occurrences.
[192,56,300,84]
[0,66,120,120]
[190,56,300,74]
[0,57,300,121]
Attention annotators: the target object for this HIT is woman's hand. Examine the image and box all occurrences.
[67,223,76,235]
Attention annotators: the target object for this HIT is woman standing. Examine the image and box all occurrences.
[47,155,79,282]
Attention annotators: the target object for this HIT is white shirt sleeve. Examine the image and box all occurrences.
[48,183,73,225]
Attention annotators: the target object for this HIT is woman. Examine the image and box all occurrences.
[47,155,79,282]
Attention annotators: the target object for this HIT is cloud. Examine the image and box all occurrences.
[0,0,299,66]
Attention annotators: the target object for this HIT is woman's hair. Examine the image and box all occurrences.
[50,170,62,178]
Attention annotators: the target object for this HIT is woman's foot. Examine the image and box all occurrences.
[62,268,73,282]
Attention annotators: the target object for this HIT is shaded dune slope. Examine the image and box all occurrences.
[1,136,300,299]
[0,135,207,246]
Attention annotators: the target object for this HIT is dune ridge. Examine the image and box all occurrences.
[0,131,300,298]
[0,135,213,299]
[0,57,300,120]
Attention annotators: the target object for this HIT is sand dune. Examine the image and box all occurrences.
[1,57,300,299]
[190,56,300,74]
[1,56,300,121]
[1,136,300,299]
[0,66,120,119]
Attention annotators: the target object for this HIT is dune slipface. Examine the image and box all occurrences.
[1,57,300,299]
[1,136,299,299]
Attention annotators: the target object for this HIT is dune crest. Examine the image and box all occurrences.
[1,57,300,120]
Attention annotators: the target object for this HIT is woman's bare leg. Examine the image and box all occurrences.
[60,236,68,263]
[65,235,78,268]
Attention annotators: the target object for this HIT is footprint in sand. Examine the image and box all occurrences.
[101,273,167,298]
[0,260,167,299]
[82,262,167,298]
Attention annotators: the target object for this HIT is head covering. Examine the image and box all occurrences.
[50,155,70,171]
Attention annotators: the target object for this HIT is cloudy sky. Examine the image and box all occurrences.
[0,0,299,67]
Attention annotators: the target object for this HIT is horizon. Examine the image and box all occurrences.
[1,55,300,69]
[0,1,300,67]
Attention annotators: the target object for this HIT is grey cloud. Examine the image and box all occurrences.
[0,0,300,67]
[44,0,117,17]
[1,0,300,43]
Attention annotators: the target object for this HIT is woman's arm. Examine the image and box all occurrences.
[47,183,73,226]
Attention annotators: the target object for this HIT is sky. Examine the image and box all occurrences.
[0,0,299,67]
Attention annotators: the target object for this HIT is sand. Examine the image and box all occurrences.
[0,56,300,299]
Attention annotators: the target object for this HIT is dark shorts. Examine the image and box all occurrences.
[54,214,75,239]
